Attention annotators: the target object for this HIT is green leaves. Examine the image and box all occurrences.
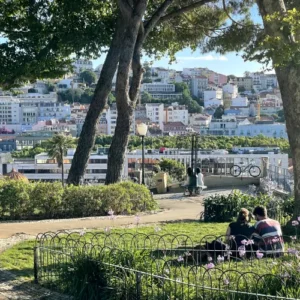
[0,0,116,88]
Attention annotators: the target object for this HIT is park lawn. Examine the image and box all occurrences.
[0,221,228,281]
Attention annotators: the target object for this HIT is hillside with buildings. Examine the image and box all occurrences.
[0,60,287,153]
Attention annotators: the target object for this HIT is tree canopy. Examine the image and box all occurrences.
[79,70,97,86]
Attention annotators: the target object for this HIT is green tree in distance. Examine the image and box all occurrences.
[79,70,97,86]
[45,134,75,186]
[159,158,186,181]
[213,105,225,119]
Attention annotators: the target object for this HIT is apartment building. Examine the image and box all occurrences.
[164,104,188,125]
[232,77,253,91]
[142,83,175,93]
[72,59,93,74]
[145,103,164,128]
[191,76,208,97]
[0,97,20,124]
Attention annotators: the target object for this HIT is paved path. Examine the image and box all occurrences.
[0,188,234,299]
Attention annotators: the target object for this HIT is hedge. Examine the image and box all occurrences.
[0,180,157,220]
[202,190,292,223]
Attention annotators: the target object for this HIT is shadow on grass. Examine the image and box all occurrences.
[0,268,34,282]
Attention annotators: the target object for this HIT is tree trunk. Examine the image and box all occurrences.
[276,67,300,217]
[105,1,147,184]
[105,0,173,184]
[61,159,64,187]
[67,16,125,185]
[256,0,300,217]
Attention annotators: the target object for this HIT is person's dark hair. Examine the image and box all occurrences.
[196,167,201,174]
[237,208,250,223]
[187,167,193,176]
[253,206,267,218]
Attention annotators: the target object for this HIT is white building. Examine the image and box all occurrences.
[38,103,71,121]
[203,89,223,102]
[164,104,188,125]
[191,76,208,97]
[145,103,164,129]
[237,122,287,138]
[0,97,21,124]
[189,113,212,127]
[204,98,224,108]
[249,73,278,90]
[17,92,57,103]
[222,83,238,98]
[231,97,249,107]
[142,83,175,93]
[72,59,93,74]
[5,149,288,182]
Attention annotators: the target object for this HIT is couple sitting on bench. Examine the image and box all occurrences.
[226,206,284,257]
[184,167,207,196]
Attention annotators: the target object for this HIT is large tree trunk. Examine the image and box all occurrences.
[256,0,300,216]
[276,67,300,217]
[105,1,147,184]
[106,0,174,184]
[67,17,125,185]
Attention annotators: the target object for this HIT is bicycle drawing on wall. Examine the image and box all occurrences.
[230,159,261,177]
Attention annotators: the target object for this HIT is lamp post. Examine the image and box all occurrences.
[136,123,148,185]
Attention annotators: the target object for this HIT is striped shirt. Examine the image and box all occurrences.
[253,218,284,253]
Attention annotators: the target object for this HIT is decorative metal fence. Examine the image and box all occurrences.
[34,231,300,299]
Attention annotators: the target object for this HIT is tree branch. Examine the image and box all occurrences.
[129,23,144,103]
[159,0,215,23]
[144,0,174,37]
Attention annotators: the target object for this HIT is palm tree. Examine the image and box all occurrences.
[46,133,75,186]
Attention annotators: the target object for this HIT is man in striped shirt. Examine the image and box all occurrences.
[252,206,284,255]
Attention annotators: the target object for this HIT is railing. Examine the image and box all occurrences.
[34,231,300,299]
[266,165,294,195]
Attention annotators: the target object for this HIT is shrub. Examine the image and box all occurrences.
[0,180,156,220]
[0,179,33,219]
[118,181,158,212]
[62,185,103,217]
[31,182,64,218]
[202,190,280,222]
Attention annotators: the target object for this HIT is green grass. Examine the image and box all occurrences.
[0,222,227,281]
[1,221,300,299]
[0,240,36,280]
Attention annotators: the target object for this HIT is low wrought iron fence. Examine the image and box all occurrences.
[34,231,300,299]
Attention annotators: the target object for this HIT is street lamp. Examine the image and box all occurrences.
[136,123,148,184]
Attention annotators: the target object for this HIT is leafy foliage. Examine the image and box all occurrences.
[203,190,291,222]
[213,105,225,119]
[0,0,115,88]
[11,134,291,159]
[159,158,186,181]
[79,70,97,86]
[45,133,75,166]
[0,180,157,220]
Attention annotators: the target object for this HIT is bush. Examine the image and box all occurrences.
[202,190,284,222]
[63,185,103,217]
[0,180,157,220]
[0,179,33,219]
[118,181,157,212]
[31,182,64,218]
